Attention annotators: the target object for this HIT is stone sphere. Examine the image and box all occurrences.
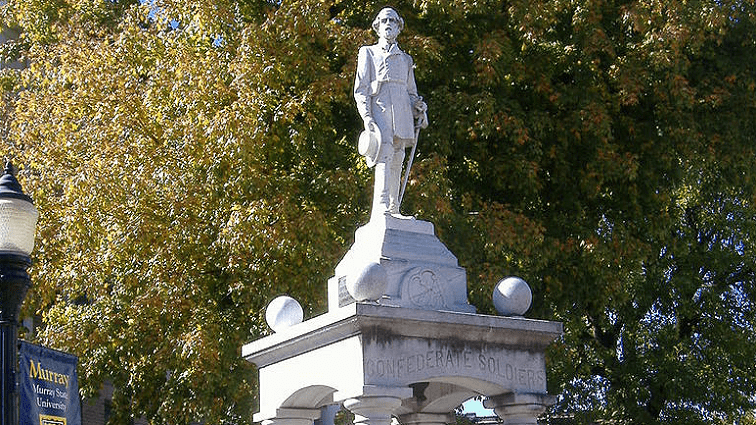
[493,277,532,316]
[265,295,304,332]
[347,262,388,302]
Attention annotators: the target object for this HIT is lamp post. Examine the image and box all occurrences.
[0,161,38,425]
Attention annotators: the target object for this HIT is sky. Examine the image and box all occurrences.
[462,398,495,417]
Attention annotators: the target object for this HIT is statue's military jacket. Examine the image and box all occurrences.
[354,43,421,144]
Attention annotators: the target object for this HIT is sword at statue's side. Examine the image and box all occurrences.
[398,123,422,207]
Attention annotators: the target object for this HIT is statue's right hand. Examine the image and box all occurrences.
[363,117,376,133]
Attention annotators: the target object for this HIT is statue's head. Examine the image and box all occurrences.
[372,7,404,41]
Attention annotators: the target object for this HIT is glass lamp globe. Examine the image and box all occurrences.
[0,162,38,257]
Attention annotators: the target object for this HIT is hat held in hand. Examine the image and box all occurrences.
[358,125,381,168]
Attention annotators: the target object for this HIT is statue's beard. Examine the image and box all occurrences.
[381,27,398,41]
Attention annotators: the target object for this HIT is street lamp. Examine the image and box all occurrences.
[0,160,38,425]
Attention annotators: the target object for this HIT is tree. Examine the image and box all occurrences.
[1,0,755,424]
[2,0,369,422]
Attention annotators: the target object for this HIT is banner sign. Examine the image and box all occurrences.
[19,341,82,425]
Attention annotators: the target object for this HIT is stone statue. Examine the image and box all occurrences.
[354,7,428,220]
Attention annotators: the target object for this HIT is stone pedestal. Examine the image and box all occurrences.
[328,216,475,313]
[243,304,561,425]
[344,389,407,425]
[484,393,556,425]
[243,214,561,425]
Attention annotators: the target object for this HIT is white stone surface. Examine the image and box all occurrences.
[328,215,475,314]
[484,392,556,425]
[266,296,304,332]
[493,277,532,317]
[244,304,561,423]
[254,336,364,422]
[347,262,388,301]
[361,334,547,393]
[354,8,428,218]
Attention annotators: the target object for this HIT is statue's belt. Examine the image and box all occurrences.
[370,79,406,94]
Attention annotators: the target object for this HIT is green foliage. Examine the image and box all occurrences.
[2,0,756,424]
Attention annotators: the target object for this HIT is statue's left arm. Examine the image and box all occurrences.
[406,55,428,129]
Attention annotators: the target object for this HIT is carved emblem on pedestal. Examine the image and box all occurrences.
[403,268,445,309]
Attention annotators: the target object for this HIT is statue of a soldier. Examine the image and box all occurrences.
[354,7,428,220]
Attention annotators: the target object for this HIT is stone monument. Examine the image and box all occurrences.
[242,8,562,425]
[354,7,428,220]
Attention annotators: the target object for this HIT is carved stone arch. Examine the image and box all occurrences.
[281,385,339,410]
[396,376,508,416]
